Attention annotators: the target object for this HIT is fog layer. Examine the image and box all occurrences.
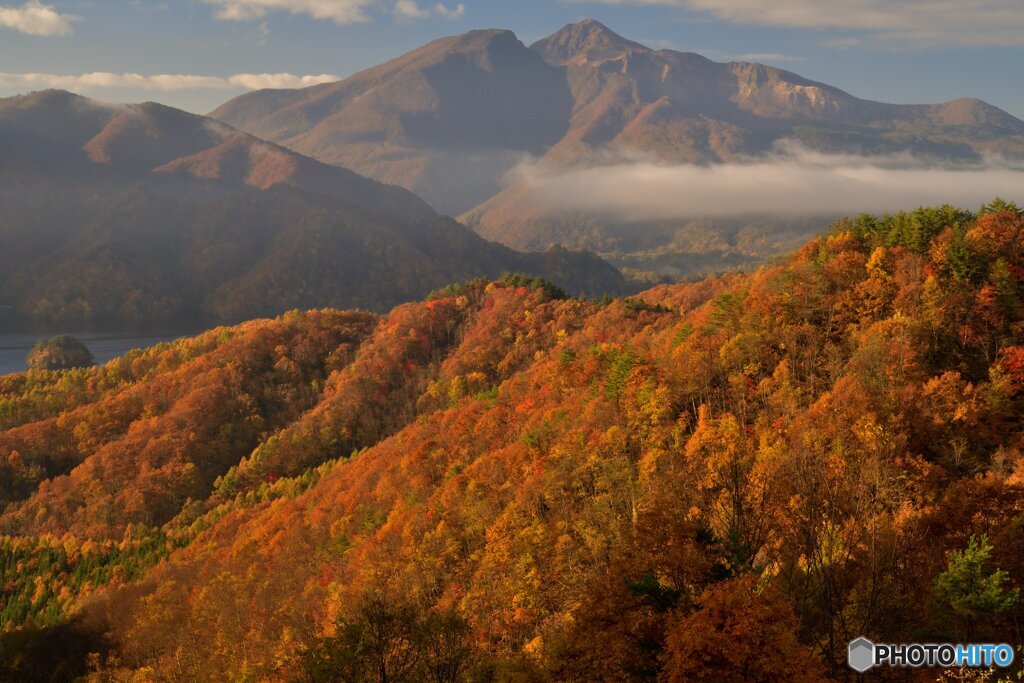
[511,145,1024,219]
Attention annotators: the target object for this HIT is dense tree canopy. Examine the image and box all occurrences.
[26,335,94,372]
[2,203,1024,681]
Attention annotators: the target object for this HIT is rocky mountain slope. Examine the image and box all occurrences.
[213,19,1024,231]
[212,21,1024,278]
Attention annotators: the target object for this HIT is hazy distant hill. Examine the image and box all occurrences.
[0,90,625,321]
[212,28,572,215]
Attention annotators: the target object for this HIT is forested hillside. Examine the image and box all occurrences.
[0,90,626,322]
[3,204,1024,681]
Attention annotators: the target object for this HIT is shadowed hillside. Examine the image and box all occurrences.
[0,91,626,322]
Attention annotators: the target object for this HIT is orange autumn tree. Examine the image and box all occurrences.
[661,576,826,683]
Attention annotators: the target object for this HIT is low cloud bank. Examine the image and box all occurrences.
[580,0,1024,48]
[512,146,1024,220]
[0,72,340,93]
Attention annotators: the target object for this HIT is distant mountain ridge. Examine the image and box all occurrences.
[213,19,1024,220]
[210,28,572,214]
[1,89,435,221]
[210,20,1024,277]
[0,90,626,322]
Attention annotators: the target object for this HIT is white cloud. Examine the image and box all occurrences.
[0,0,75,36]
[0,72,340,92]
[432,2,465,20]
[202,0,464,24]
[228,73,339,89]
[577,0,1024,47]
[394,0,429,19]
[392,0,465,21]
[202,0,376,24]
[509,145,1024,220]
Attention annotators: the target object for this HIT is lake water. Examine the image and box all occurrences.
[0,317,209,376]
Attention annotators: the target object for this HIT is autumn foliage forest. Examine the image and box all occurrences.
[3,203,1024,681]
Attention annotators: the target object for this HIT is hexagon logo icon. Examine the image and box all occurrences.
[848,637,875,673]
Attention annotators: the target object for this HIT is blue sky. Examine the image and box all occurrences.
[1,0,1023,118]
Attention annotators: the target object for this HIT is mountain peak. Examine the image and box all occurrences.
[411,28,522,63]
[531,19,650,66]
